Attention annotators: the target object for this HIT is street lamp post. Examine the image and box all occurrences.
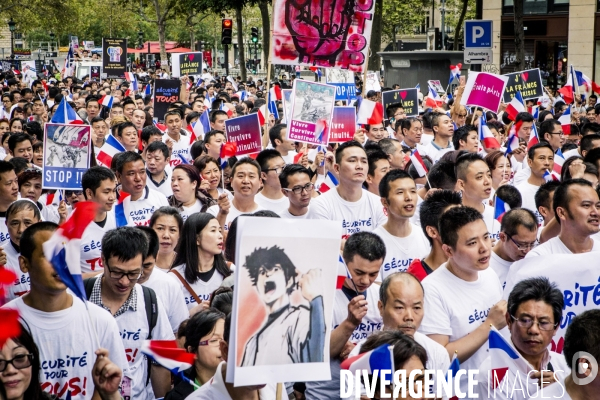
[8,18,16,60]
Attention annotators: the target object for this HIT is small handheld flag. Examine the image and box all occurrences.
[220,142,237,168]
[319,171,339,193]
[494,197,511,222]
[341,344,394,376]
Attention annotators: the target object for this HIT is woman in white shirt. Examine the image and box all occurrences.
[168,164,216,221]
[194,155,233,201]
[484,150,513,192]
[150,206,183,271]
[169,213,232,314]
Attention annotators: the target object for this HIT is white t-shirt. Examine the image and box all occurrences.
[409,194,424,227]
[141,267,189,332]
[281,151,298,165]
[0,213,10,246]
[489,251,513,290]
[525,236,600,258]
[372,224,430,281]
[2,241,28,301]
[305,285,382,399]
[254,192,289,214]
[80,212,116,273]
[206,201,262,231]
[308,188,387,239]
[170,264,225,309]
[419,140,454,164]
[146,170,173,198]
[536,377,570,399]
[186,361,277,399]
[562,148,580,161]
[3,296,129,400]
[419,263,503,395]
[278,207,309,219]
[180,199,202,222]
[114,284,174,400]
[127,186,170,226]
[515,181,543,224]
[163,133,191,167]
[481,202,498,237]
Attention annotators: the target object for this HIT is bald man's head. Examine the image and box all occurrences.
[378,272,425,336]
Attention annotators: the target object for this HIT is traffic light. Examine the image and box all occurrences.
[221,19,232,45]
[251,27,259,43]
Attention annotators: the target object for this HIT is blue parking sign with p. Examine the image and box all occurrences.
[464,20,492,48]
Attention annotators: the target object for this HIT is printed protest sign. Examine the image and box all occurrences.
[288,80,335,145]
[271,0,375,72]
[171,52,203,77]
[428,80,445,93]
[228,217,341,386]
[382,89,419,117]
[326,68,357,101]
[502,68,544,102]
[153,79,181,122]
[330,107,357,142]
[225,114,262,156]
[503,253,600,354]
[43,124,91,189]
[102,38,127,79]
[365,71,381,92]
[460,72,508,113]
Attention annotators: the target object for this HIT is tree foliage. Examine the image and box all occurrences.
[382,0,431,42]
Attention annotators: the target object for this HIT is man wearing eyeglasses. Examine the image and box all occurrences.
[279,164,313,219]
[91,227,174,399]
[490,209,538,289]
[476,277,569,399]
[255,149,289,214]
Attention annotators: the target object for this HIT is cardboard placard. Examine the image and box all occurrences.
[288,80,335,145]
[153,79,181,122]
[43,124,91,189]
[101,38,127,79]
[225,114,263,156]
[382,89,419,117]
[329,107,357,143]
[502,68,544,103]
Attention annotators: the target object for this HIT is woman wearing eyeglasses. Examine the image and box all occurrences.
[165,309,226,400]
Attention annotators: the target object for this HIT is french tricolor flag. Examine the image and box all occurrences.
[494,197,510,222]
[558,107,571,136]
[557,65,576,104]
[124,72,139,91]
[257,104,267,125]
[489,327,529,390]
[141,340,195,374]
[115,191,131,227]
[153,121,167,133]
[543,169,557,182]
[337,255,351,289]
[144,83,152,98]
[187,110,211,145]
[357,99,384,125]
[220,142,237,168]
[268,100,279,121]
[178,153,190,165]
[447,353,461,400]
[46,190,63,206]
[97,134,126,167]
[479,116,500,150]
[504,127,519,157]
[235,90,248,101]
[269,85,282,101]
[319,171,339,194]
[449,63,462,85]
[42,201,98,301]
[553,148,565,180]
[409,149,428,177]
[575,69,600,94]
[527,122,539,150]
[424,84,443,109]
[505,91,525,121]
[99,95,114,108]
[50,97,84,125]
[341,344,394,375]
[219,101,233,117]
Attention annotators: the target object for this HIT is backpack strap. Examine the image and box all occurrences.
[169,269,202,304]
[83,277,97,300]
[142,285,158,386]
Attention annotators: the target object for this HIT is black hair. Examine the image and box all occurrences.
[584,147,600,167]
[335,140,366,164]
[141,125,163,144]
[553,178,594,225]
[231,157,261,176]
[563,309,600,370]
[21,221,58,261]
[256,149,283,180]
[342,231,386,264]
[203,129,226,145]
[8,157,29,175]
[378,169,413,199]
[23,121,43,142]
[149,206,184,233]
[379,272,424,307]
[515,112,534,124]
[452,124,477,150]
[426,159,456,190]
[495,185,522,209]
[115,151,144,174]
[269,123,287,148]
[102,226,148,263]
[535,180,561,212]
[8,132,32,153]
[538,119,561,141]
[210,287,233,315]
[146,141,170,159]
[507,277,564,329]
[455,152,486,181]
[184,308,226,354]
[244,246,297,293]
[279,164,311,188]
[11,323,45,400]
[224,211,280,263]
[114,121,136,138]
[82,166,116,199]
[209,109,228,123]
[500,208,538,237]
[172,213,231,283]
[419,190,462,245]
[561,156,584,182]
[527,142,554,161]
[6,199,41,221]
[164,109,182,121]
[439,206,483,248]
[190,141,205,160]
[366,150,389,186]
[580,123,600,137]
[136,225,160,259]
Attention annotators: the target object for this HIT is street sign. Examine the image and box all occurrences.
[464,49,493,65]
[464,20,493,48]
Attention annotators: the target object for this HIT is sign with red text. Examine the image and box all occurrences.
[225,114,263,156]
[330,107,356,142]
[271,0,375,72]
[153,79,181,122]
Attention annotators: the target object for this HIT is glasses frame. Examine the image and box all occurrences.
[105,263,142,282]
[282,182,315,195]
[506,234,538,252]
[0,353,34,372]
[265,164,287,175]
[510,315,558,331]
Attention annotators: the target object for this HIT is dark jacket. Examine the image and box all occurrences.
[164,368,196,400]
